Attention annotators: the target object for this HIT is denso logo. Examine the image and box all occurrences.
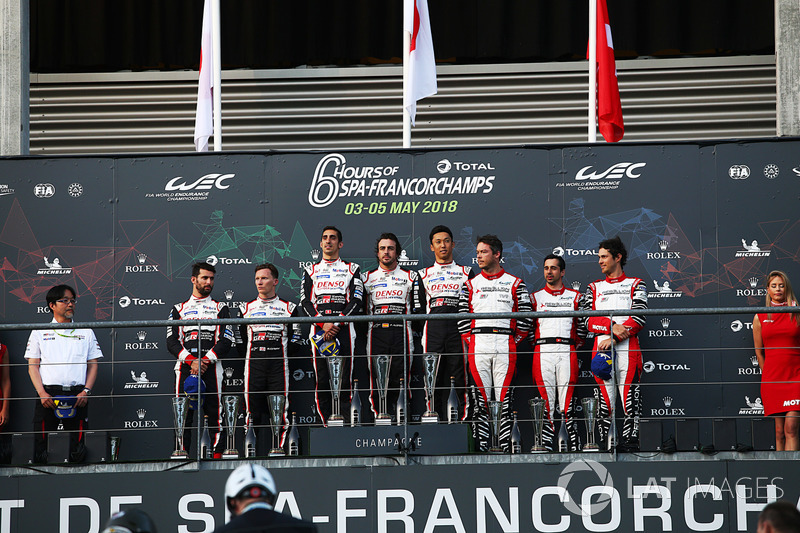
[575,162,646,180]
[430,283,461,291]
[318,281,345,289]
[165,173,234,191]
[374,290,403,299]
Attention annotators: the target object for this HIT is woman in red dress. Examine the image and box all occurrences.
[753,270,800,450]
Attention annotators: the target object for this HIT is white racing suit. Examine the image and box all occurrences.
[530,285,586,451]
[581,274,647,449]
[458,269,531,451]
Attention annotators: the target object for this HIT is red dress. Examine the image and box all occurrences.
[759,311,800,415]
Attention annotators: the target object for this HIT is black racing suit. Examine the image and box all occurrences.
[167,295,234,455]
[300,258,363,425]
[237,295,300,452]
[362,266,417,421]
[413,261,475,420]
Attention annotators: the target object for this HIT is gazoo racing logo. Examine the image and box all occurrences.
[308,153,495,209]
[557,162,646,191]
[145,173,234,201]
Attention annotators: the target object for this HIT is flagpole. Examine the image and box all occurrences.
[588,0,597,143]
[211,0,222,151]
[402,29,411,148]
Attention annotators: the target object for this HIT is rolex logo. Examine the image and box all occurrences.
[224,290,234,301]
[137,330,147,341]
[311,249,320,260]
[224,367,234,378]
[661,317,670,329]
[137,409,146,420]
[750,354,759,367]
[137,253,147,264]
[658,240,669,251]
[663,396,673,407]
[748,277,759,289]
[571,281,581,291]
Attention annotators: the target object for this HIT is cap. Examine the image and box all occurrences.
[591,352,614,381]
[183,375,206,409]
[54,396,77,419]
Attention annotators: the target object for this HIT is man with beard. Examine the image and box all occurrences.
[167,262,234,457]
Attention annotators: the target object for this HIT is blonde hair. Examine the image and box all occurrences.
[766,270,800,324]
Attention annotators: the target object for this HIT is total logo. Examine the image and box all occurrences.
[735,239,770,258]
[556,162,646,191]
[124,330,160,351]
[124,370,160,390]
[738,396,763,415]
[299,250,321,269]
[125,253,160,273]
[123,408,159,429]
[642,360,691,373]
[119,296,166,308]
[730,320,753,332]
[648,317,683,338]
[144,173,235,201]
[739,354,762,376]
[728,165,750,180]
[649,279,683,299]
[552,246,598,257]
[308,153,494,208]
[646,240,681,261]
[736,277,767,298]
[206,255,252,266]
[650,396,686,417]
[292,369,314,382]
[37,256,72,275]
[223,367,244,387]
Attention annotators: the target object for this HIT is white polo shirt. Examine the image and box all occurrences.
[24,319,104,387]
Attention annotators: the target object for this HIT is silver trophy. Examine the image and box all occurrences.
[488,400,504,454]
[110,436,121,461]
[528,398,548,453]
[373,354,392,426]
[421,353,440,423]
[582,397,600,452]
[171,397,189,459]
[268,394,286,457]
[326,355,344,426]
[222,395,240,459]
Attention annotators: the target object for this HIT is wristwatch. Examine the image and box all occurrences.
[83,387,92,395]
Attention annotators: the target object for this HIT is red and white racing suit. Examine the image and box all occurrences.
[362,266,417,419]
[458,269,531,451]
[300,258,363,425]
[413,261,475,420]
[530,285,585,451]
[582,274,647,448]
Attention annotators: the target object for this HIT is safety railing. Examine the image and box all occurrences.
[0,305,796,466]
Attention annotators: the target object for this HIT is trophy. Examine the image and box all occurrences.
[373,354,392,425]
[488,400,504,454]
[109,436,121,461]
[222,395,240,459]
[582,397,600,452]
[171,397,189,459]
[528,398,548,453]
[326,355,344,426]
[421,353,440,423]
[268,394,286,457]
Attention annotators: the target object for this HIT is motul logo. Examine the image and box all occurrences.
[165,174,234,191]
[575,162,646,181]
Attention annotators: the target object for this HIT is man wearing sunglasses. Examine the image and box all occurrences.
[25,284,103,463]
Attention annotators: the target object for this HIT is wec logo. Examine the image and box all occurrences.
[165,173,234,191]
[575,162,646,181]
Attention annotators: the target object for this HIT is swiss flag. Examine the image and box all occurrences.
[404,0,437,126]
[193,0,213,152]
[591,0,624,142]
